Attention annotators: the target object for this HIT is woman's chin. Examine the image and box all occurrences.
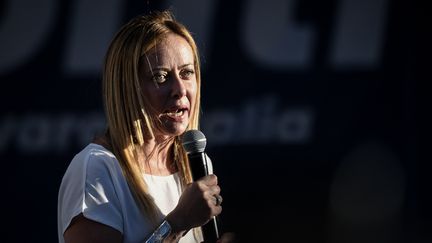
[160,123,188,137]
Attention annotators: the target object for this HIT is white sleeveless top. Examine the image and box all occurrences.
[57,143,210,243]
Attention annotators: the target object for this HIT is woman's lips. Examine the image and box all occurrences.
[160,108,188,121]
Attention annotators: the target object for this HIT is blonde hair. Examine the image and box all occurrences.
[102,11,201,224]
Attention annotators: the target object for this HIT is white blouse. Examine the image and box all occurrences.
[57,143,207,243]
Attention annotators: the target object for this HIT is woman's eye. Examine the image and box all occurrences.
[180,69,195,79]
[152,72,168,84]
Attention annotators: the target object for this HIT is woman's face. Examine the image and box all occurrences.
[140,33,197,137]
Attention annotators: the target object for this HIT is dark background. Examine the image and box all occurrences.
[1,0,428,242]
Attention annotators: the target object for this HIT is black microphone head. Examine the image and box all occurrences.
[181,129,207,154]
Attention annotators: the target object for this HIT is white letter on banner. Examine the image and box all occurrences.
[241,0,315,69]
[63,0,123,74]
[330,0,388,68]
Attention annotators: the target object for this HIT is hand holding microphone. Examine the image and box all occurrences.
[168,174,222,229]
[182,130,222,242]
[165,130,222,242]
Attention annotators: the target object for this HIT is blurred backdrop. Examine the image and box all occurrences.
[0,0,427,242]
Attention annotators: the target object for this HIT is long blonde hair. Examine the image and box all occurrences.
[102,11,201,224]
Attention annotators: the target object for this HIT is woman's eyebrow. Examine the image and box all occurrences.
[149,63,193,72]
[178,63,194,69]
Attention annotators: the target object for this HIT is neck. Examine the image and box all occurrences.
[140,135,177,176]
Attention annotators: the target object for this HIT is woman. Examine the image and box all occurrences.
[57,11,233,243]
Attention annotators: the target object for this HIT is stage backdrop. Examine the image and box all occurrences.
[0,0,426,242]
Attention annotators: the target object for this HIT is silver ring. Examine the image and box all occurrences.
[214,194,223,206]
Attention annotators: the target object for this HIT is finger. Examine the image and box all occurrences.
[212,204,222,216]
[199,174,218,186]
[210,185,221,195]
[213,194,223,206]
[204,191,221,207]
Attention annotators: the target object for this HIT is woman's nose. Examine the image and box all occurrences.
[171,74,187,99]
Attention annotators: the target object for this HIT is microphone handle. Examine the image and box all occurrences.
[188,152,220,242]
[189,152,209,179]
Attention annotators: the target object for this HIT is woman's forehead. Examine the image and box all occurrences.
[142,34,195,69]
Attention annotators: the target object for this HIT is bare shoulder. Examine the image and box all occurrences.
[64,214,123,243]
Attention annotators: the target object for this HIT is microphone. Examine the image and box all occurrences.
[182,130,220,242]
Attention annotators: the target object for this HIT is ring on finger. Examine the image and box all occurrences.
[214,194,223,206]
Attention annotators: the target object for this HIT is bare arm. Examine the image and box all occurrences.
[64,214,123,243]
